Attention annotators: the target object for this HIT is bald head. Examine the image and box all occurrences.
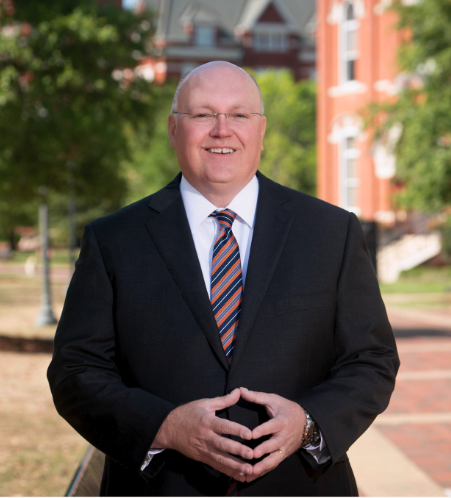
[171,61,264,115]
[166,60,266,208]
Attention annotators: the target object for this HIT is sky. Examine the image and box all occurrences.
[122,0,139,9]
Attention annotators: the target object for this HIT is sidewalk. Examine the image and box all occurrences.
[348,304,451,497]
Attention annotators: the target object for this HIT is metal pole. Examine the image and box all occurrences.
[68,195,77,275]
[35,194,57,327]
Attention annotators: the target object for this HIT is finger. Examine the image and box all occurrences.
[239,387,274,406]
[210,417,252,440]
[253,435,284,459]
[245,474,259,483]
[234,472,247,483]
[252,451,283,478]
[209,388,241,411]
[211,434,253,460]
[252,418,282,439]
[209,449,253,477]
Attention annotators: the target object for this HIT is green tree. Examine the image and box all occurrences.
[0,0,159,245]
[367,0,451,212]
[122,81,180,205]
[252,70,316,196]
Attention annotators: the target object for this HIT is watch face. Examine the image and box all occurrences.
[302,410,320,447]
[305,422,319,445]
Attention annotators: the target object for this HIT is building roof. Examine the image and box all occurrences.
[147,0,316,42]
[238,0,300,32]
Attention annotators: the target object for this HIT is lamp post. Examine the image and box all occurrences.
[67,162,77,276]
[35,186,57,327]
[68,195,77,275]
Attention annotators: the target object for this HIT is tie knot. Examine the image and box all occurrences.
[210,209,237,230]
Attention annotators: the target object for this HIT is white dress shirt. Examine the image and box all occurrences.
[180,174,258,296]
[141,175,329,471]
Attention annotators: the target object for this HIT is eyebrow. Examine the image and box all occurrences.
[185,106,254,113]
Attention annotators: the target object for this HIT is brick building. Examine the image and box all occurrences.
[143,0,316,80]
[317,0,404,223]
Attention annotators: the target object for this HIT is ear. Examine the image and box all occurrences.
[167,114,177,150]
[260,116,267,151]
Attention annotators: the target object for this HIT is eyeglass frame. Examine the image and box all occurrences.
[171,111,263,123]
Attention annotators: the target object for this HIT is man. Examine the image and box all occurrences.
[48,61,399,496]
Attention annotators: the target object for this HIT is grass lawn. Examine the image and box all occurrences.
[3,248,80,267]
[379,266,451,295]
[0,351,88,496]
[0,274,64,339]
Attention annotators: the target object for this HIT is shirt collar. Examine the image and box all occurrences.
[180,174,259,233]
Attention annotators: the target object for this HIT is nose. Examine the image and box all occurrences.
[210,113,232,139]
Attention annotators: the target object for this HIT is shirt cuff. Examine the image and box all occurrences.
[140,448,164,471]
[302,430,331,464]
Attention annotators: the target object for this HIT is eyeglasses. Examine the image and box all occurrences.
[172,111,263,125]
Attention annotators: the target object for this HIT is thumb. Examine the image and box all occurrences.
[210,388,241,411]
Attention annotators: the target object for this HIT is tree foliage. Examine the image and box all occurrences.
[367,0,451,211]
[0,0,159,243]
[122,81,179,205]
[253,70,316,196]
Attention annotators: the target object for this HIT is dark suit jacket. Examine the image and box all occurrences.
[48,172,399,496]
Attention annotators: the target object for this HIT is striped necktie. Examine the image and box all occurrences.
[210,209,242,496]
[210,209,243,365]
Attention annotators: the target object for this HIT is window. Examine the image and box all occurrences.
[340,133,360,213]
[253,32,288,52]
[341,2,359,82]
[195,26,215,47]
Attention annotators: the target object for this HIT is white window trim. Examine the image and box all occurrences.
[339,2,360,84]
[339,130,361,215]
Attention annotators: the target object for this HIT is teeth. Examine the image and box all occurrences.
[208,148,235,154]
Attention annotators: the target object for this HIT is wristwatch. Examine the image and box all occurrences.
[301,409,320,447]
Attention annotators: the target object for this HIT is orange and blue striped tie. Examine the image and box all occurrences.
[210,209,241,497]
[210,209,243,365]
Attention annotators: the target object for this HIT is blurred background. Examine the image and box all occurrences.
[0,0,450,495]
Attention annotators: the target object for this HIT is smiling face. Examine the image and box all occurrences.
[168,63,266,205]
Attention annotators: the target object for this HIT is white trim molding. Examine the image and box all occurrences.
[328,80,368,97]
[327,0,366,24]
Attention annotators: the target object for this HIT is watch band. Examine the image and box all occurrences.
[301,409,320,447]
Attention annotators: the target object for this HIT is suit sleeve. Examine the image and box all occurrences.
[47,223,176,476]
[297,213,400,466]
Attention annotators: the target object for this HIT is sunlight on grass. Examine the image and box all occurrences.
[380,266,451,294]
[0,353,88,496]
[2,248,80,267]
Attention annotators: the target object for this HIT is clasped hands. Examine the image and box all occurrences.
[151,387,307,483]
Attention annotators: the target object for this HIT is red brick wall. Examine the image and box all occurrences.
[317,0,402,220]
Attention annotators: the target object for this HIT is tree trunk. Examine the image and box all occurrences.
[8,229,16,251]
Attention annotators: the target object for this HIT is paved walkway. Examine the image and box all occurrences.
[349,305,451,497]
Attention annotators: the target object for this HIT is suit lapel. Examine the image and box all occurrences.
[229,173,295,372]
[145,175,229,371]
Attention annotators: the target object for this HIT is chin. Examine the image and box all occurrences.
[203,168,238,185]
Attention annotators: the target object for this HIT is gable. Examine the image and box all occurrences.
[237,0,301,33]
[257,2,286,24]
